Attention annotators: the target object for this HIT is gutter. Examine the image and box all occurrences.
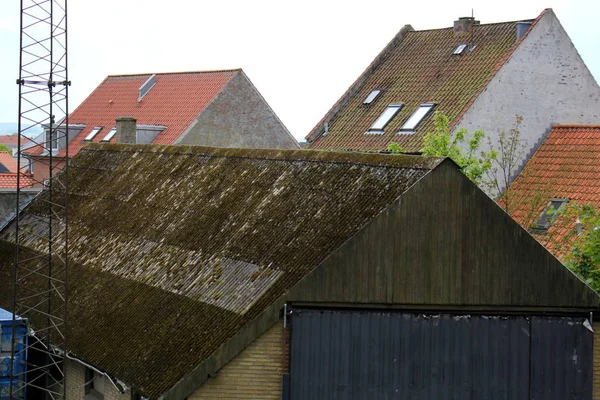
[66,353,129,394]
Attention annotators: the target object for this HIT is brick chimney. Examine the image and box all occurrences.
[116,116,136,144]
[454,17,479,35]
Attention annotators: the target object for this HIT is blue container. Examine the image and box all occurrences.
[0,308,27,400]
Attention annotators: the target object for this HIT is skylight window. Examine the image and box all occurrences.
[100,128,117,142]
[453,44,468,55]
[531,198,569,233]
[367,104,403,133]
[84,127,102,141]
[398,103,435,132]
[138,74,156,100]
[363,90,381,105]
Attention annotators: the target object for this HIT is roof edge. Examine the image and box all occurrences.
[553,124,600,129]
[450,8,549,130]
[305,24,415,142]
[83,143,444,170]
[107,69,242,78]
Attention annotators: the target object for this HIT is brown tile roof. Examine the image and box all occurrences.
[24,70,239,157]
[0,144,442,398]
[506,124,600,259]
[307,11,545,152]
[0,152,18,173]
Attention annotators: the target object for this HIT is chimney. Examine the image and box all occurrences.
[516,21,532,42]
[453,17,479,35]
[116,116,137,144]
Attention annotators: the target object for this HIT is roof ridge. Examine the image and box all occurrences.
[411,19,535,33]
[84,143,443,171]
[107,69,242,78]
[553,124,600,129]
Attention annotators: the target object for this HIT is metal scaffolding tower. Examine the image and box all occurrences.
[11,0,69,398]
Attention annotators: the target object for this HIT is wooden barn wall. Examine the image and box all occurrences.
[288,160,598,309]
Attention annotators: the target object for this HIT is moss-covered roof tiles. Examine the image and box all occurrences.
[307,13,543,152]
[0,144,442,398]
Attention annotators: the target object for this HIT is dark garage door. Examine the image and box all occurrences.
[290,309,592,400]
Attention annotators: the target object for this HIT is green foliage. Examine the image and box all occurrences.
[389,112,496,184]
[483,115,528,212]
[0,143,11,153]
[559,203,600,292]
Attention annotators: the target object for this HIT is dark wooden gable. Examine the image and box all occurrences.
[288,159,600,310]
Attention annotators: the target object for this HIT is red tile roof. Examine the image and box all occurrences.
[0,134,30,146]
[0,173,35,188]
[507,124,600,259]
[0,152,18,173]
[25,69,239,156]
[307,11,546,152]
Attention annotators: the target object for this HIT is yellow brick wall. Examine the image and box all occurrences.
[64,358,131,400]
[594,321,600,400]
[189,320,284,400]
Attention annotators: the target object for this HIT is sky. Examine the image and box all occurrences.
[0,0,599,142]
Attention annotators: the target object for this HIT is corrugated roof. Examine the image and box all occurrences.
[307,12,544,152]
[24,70,239,156]
[0,144,441,398]
[507,124,600,258]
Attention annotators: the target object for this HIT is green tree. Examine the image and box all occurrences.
[482,115,528,213]
[560,203,600,292]
[388,111,496,185]
[0,143,11,153]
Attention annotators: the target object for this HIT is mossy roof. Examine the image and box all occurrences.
[0,144,442,398]
[307,11,544,152]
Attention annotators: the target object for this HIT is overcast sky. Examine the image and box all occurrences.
[0,0,599,141]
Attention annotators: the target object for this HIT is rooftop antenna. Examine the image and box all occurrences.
[11,0,70,398]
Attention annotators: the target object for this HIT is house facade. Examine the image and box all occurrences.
[505,124,600,259]
[23,69,299,186]
[0,144,597,399]
[306,9,600,193]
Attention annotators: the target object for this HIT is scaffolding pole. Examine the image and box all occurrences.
[11,0,69,399]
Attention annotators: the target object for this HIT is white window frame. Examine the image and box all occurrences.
[100,128,117,142]
[46,130,59,151]
[84,127,103,141]
[398,103,435,133]
[453,43,468,55]
[367,104,403,134]
[363,89,382,105]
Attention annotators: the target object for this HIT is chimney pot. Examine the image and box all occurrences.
[116,116,137,144]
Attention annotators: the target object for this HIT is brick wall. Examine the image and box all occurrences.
[189,320,284,399]
[64,358,131,400]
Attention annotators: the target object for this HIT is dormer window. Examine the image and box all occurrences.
[531,198,569,233]
[367,104,403,134]
[398,103,435,133]
[101,128,117,142]
[84,127,102,141]
[453,44,468,55]
[363,90,381,105]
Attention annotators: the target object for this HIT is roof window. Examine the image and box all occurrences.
[398,103,435,132]
[84,127,102,141]
[363,90,381,105]
[138,74,156,100]
[367,104,403,134]
[100,128,117,142]
[531,198,569,233]
[453,44,468,55]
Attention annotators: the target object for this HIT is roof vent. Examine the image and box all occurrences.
[138,74,156,100]
[516,21,532,42]
[453,17,479,35]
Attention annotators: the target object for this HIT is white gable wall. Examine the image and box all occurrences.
[454,9,600,194]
